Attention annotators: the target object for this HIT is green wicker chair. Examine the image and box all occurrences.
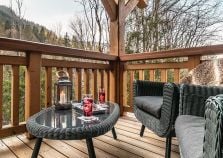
[175,84,223,158]
[133,80,179,158]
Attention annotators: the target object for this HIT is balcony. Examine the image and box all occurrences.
[0,37,223,157]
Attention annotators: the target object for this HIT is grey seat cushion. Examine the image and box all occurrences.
[134,96,163,118]
[175,115,205,158]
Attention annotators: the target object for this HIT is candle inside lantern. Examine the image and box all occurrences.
[60,90,66,104]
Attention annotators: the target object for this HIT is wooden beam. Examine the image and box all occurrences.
[124,61,189,70]
[0,124,26,138]
[120,45,223,61]
[109,20,119,55]
[101,0,117,21]
[122,0,139,20]
[188,55,200,70]
[0,37,117,61]
[137,0,147,9]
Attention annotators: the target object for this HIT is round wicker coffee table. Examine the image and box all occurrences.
[26,102,120,158]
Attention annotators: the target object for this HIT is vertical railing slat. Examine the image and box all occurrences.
[0,65,2,129]
[129,71,134,111]
[174,69,180,83]
[77,69,82,101]
[93,69,98,101]
[149,70,154,81]
[123,70,128,107]
[11,66,20,126]
[104,70,109,101]
[45,67,52,108]
[109,68,116,102]
[139,70,144,80]
[161,69,167,82]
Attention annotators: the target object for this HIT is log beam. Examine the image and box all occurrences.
[101,0,118,21]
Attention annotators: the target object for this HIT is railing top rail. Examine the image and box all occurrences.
[0,37,118,61]
[120,44,223,61]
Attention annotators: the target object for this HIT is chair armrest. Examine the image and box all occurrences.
[179,84,223,117]
[133,80,165,97]
[203,95,223,158]
[160,83,180,135]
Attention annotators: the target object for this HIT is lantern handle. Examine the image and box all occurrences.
[56,70,69,79]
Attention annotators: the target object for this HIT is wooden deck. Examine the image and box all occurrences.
[0,116,180,158]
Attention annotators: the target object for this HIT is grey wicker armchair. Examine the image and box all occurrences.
[175,84,223,158]
[133,80,179,158]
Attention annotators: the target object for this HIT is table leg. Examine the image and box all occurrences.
[32,138,42,158]
[112,127,117,139]
[86,138,96,158]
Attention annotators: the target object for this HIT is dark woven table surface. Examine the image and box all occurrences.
[26,102,120,140]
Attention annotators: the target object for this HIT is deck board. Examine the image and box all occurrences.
[0,116,180,158]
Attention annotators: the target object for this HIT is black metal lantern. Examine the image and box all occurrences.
[54,70,72,110]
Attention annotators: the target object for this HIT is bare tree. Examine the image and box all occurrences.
[125,0,223,53]
[70,0,109,52]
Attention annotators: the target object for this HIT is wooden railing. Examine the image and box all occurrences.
[1,37,223,138]
[0,37,118,138]
[119,44,223,112]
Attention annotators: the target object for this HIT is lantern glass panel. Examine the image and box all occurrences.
[54,71,72,110]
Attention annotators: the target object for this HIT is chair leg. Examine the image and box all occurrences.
[32,138,42,158]
[140,125,145,137]
[165,135,172,158]
[112,127,117,140]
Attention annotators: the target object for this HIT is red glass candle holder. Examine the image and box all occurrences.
[83,94,93,116]
[98,88,105,104]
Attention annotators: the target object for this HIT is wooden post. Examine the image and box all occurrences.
[25,52,41,138]
[188,55,200,70]
[45,67,52,108]
[11,66,20,126]
[102,0,147,114]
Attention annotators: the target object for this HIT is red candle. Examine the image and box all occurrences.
[99,88,105,104]
[83,95,93,116]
